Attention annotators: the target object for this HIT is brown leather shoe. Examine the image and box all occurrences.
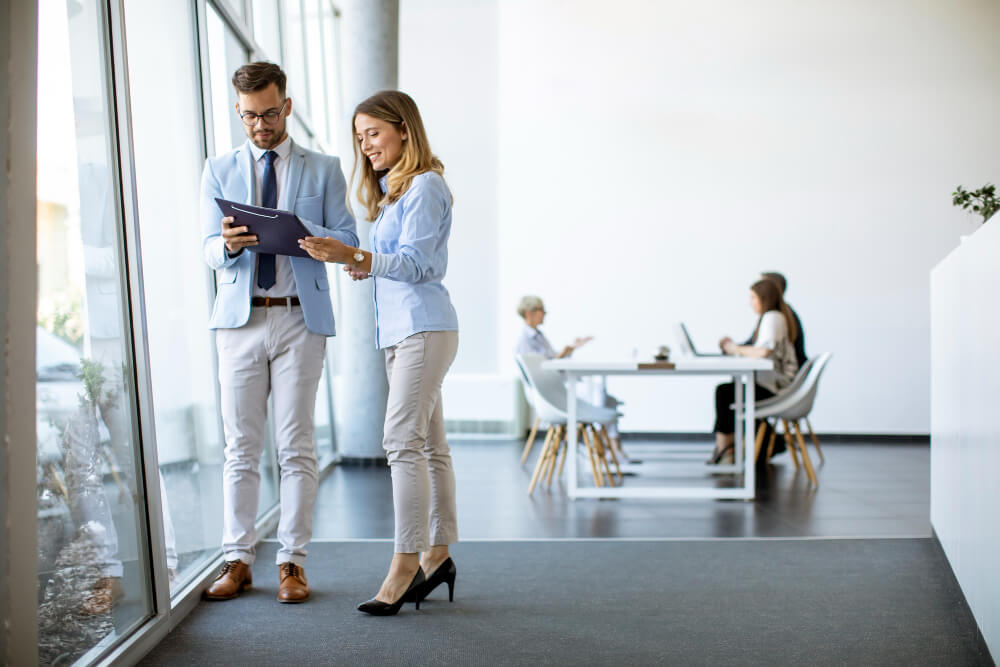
[203,560,252,600]
[82,577,124,615]
[277,562,309,603]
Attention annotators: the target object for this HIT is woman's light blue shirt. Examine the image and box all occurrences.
[368,171,459,349]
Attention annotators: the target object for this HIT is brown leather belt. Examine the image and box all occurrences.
[251,296,300,307]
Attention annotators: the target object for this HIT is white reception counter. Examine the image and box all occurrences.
[930,220,1000,659]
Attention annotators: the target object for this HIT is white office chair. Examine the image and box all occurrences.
[758,356,827,464]
[755,357,816,409]
[514,357,543,466]
[751,353,833,487]
[515,354,622,493]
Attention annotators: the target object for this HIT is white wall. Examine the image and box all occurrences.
[399,0,500,375]
[930,220,1000,658]
[401,0,1000,434]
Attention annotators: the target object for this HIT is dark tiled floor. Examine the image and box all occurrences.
[305,436,931,540]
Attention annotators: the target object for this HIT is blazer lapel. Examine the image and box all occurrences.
[237,141,254,205]
[286,140,305,208]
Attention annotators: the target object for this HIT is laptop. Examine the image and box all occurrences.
[675,322,725,357]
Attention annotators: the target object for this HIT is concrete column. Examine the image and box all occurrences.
[335,0,398,460]
[1,2,39,663]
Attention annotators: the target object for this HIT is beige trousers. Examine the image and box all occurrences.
[216,306,326,566]
[383,330,459,553]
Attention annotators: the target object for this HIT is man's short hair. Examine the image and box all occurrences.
[761,271,787,294]
[232,61,286,96]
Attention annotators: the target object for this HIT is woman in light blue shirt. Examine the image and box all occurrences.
[300,90,459,616]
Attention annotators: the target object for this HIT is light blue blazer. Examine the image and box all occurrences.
[200,139,358,336]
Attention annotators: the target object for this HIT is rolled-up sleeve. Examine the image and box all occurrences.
[368,179,447,283]
[754,312,782,351]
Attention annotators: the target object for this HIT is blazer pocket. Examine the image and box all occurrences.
[315,275,330,291]
[295,195,323,226]
[219,268,238,284]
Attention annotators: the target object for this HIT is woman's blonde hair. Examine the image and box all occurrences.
[350,90,445,221]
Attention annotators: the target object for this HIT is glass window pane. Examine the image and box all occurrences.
[206,4,249,157]
[282,0,310,121]
[122,0,224,597]
[322,4,343,154]
[314,365,335,464]
[226,0,248,24]
[204,2,283,534]
[287,114,315,149]
[251,0,282,61]
[36,0,152,660]
[305,0,327,144]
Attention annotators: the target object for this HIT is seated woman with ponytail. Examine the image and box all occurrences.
[708,279,799,464]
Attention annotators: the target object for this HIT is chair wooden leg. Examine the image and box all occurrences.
[545,428,565,487]
[765,420,778,460]
[598,425,623,484]
[753,421,768,463]
[782,419,800,468]
[805,417,824,462]
[791,420,818,487]
[528,425,556,494]
[543,443,557,487]
[557,432,570,477]
[591,426,615,486]
[520,416,540,465]
[581,424,603,487]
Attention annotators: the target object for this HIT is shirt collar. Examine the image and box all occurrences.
[378,174,388,193]
[248,135,292,163]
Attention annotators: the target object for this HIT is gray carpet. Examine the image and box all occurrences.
[141,539,992,666]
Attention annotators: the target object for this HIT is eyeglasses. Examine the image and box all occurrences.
[239,99,288,126]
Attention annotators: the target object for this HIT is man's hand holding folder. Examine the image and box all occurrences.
[221,217,258,254]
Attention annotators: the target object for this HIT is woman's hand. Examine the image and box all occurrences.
[299,236,349,263]
[721,339,738,355]
[343,265,370,281]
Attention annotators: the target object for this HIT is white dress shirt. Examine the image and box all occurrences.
[249,136,296,297]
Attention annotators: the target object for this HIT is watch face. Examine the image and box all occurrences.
[354,252,364,262]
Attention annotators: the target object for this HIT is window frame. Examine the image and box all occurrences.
[55,1,345,661]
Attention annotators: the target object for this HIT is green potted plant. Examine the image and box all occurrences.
[952,183,998,223]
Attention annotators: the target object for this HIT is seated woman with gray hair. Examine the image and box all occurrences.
[515,295,636,463]
[515,295,591,359]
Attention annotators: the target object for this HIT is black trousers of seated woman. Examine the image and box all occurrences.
[714,382,781,456]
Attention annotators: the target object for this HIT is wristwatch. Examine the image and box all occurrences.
[352,250,364,266]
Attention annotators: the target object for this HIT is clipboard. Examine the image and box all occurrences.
[215,197,311,258]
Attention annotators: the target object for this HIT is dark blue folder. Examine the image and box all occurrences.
[215,197,311,258]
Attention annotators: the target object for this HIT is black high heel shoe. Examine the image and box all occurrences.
[706,443,734,465]
[357,569,426,616]
[414,557,457,603]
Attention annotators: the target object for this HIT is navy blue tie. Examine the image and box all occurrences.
[257,150,278,290]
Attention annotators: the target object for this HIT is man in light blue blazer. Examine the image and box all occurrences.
[200,62,357,604]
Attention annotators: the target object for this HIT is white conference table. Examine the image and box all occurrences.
[542,356,774,500]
